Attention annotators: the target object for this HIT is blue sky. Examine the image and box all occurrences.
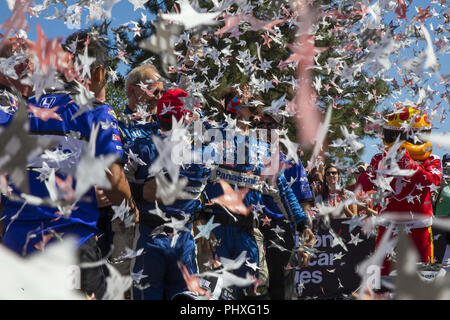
[356,0,450,163]
[0,0,448,163]
[0,0,151,39]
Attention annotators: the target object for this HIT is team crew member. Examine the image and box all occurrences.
[0,37,33,126]
[119,63,163,143]
[130,89,210,300]
[257,114,315,300]
[358,107,442,275]
[0,38,33,239]
[199,87,266,299]
[98,64,165,277]
[1,31,138,299]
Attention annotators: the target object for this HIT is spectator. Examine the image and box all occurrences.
[346,162,368,192]
[434,153,450,265]
[0,37,33,242]
[315,165,357,217]
[308,164,325,203]
[125,63,164,118]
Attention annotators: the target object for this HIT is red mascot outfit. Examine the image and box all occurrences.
[357,107,442,275]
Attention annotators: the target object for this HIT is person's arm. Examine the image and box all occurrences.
[356,203,378,216]
[366,206,378,216]
[93,106,139,222]
[276,173,316,267]
[357,154,382,191]
[341,190,357,217]
[95,186,112,208]
[343,203,357,217]
[398,150,442,187]
[128,178,160,203]
[103,163,139,222]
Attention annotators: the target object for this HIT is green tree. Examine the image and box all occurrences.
[110,0,392,168]
[106,76,128,114]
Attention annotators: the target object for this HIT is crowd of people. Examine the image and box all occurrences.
[0,28,448,300]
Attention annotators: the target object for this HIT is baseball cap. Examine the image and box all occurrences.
[226,96,243,114]
[157,88,190,123]
[357,162,369,173]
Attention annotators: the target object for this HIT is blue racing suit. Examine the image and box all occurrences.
[0,84,19,127]
[200,123,264,298]
[127,127,210,300]
[94,107,161,258]
[259,153,313,299]
[1,87,124,256]
[0,85,20,218]
[261,153,313,224]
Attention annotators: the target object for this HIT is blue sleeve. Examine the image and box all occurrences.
[0,110,15,127]
[92,105,124,159]
[0,89,18,127]
[244,190,262,207]
[131,138,159,182]
[284,161,313,202]
[276,173,307,225]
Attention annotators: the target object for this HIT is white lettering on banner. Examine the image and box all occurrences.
[313,234,334,248]
[298,270,323,284]
[308,253,334,266]
[294,232,338,291]
[215,169,259,185]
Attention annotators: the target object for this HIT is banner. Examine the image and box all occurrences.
[294,218,448,299]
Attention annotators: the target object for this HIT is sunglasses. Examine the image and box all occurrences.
[382,128,430,144]
[326,171,338,176]
[152,89,162,97]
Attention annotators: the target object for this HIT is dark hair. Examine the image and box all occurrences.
[321,165,340,199]
[0,41,14,58]
[159,120,172,131]
[63,29,108,74]
[307,167,318,182]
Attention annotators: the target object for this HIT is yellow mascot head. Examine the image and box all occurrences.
[383,106,432,161]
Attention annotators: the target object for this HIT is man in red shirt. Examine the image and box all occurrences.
[357,107,442,275]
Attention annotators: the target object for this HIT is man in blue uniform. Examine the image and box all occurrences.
[129,88,210,300]
[97,64,164,278]
[257,113,316,300]
[197,87,268,299]
[0,37,33,242]
[1,30,137,299]
[0,38,33,124]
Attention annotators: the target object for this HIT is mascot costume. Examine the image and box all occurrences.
[357,107,442,275]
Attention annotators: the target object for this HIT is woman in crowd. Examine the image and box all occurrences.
[315,165,357,217]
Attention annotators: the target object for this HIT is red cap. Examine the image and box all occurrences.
[157,89,190,123]
[226,96,242,114]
